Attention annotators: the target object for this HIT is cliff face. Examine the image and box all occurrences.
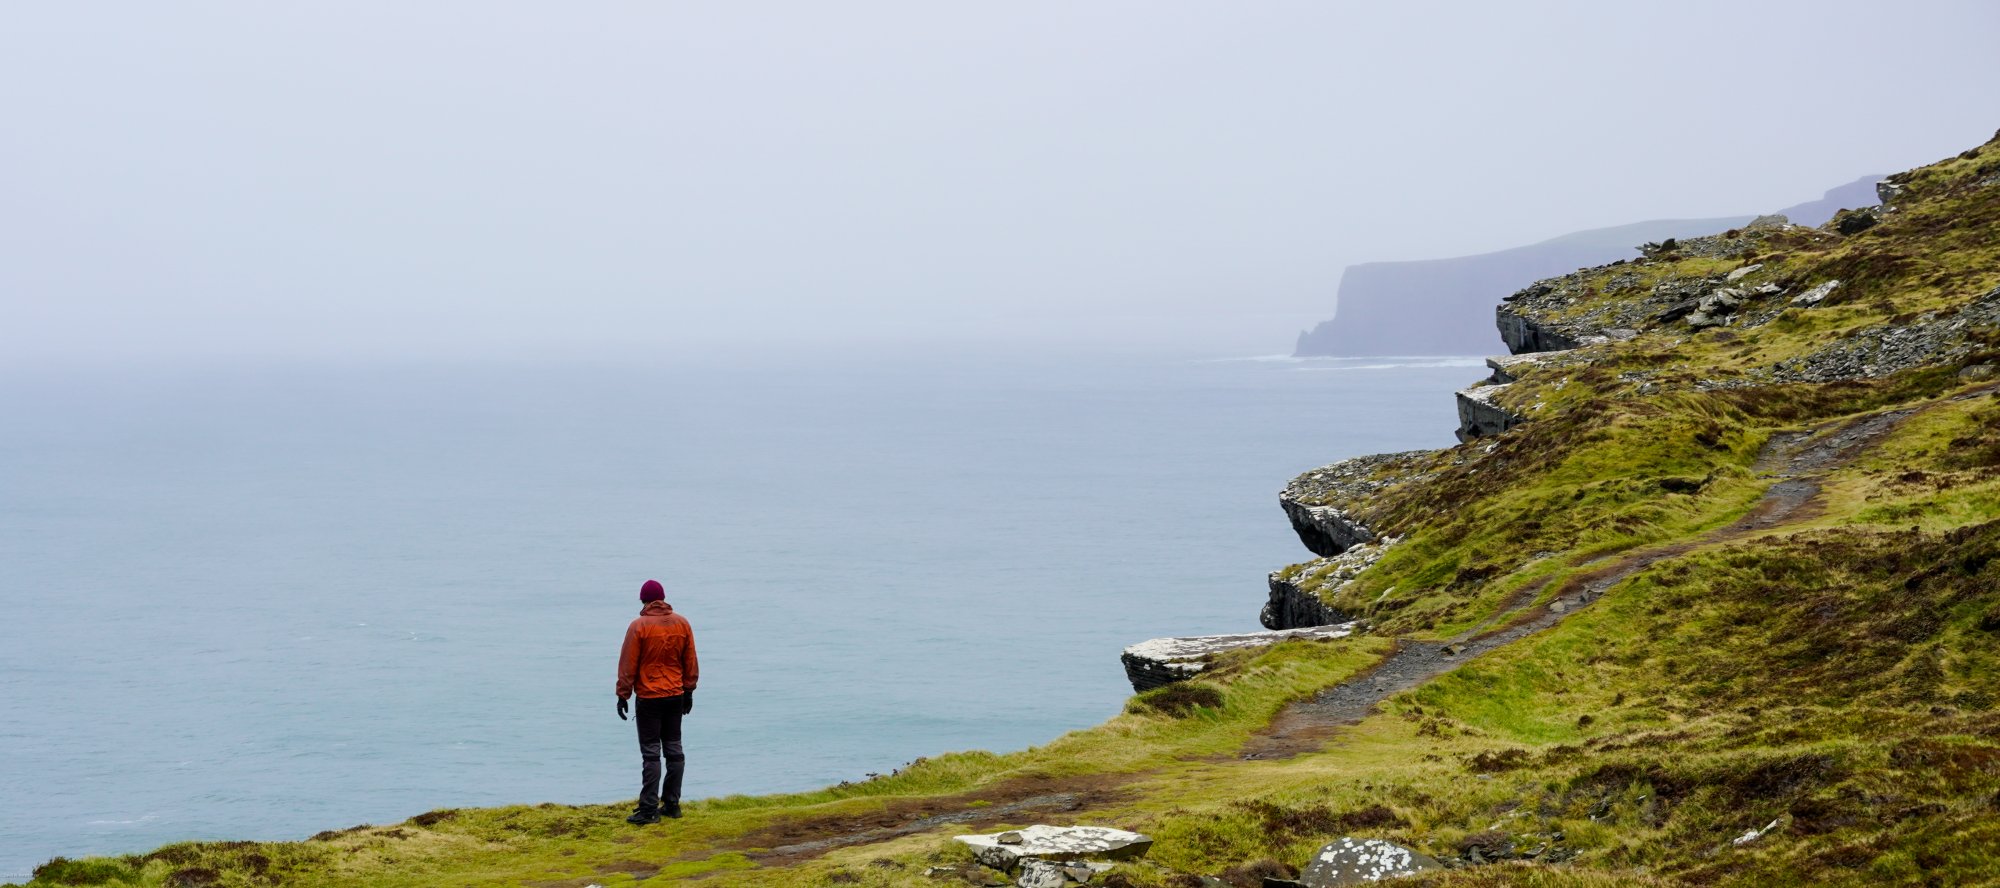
[1293,176,1881,356]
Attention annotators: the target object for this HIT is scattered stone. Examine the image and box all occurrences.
[1752,285,2000,384]
[997,831,1025,845]
[1300,838,1441,887]
[1726,263,1764,282]
[1792,280,1841,307]
[1501,221,1838,348]
[956,826,1153,873]
[1732,818,1782,846]
[1656,297,1701,323]
[1121,623,1360,692]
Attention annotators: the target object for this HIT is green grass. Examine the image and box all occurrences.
[9,638,1386,888]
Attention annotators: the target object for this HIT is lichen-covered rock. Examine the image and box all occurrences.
[1792,280,1841,307]
[1299,838,1441,886]
[955,826,1152,872]
[1121,623,1360,691]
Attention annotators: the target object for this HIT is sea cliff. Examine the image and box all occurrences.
[17,133,2000,888]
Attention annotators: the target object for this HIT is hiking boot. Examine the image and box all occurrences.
[626,809,660,825]
[662,801,682,819]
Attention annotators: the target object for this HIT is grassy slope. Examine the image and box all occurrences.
[19,136,2000,888]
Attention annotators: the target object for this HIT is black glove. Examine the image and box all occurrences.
[616,697,629,720]
[680,690,694,715]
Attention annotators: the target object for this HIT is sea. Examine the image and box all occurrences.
[0,349,1478,880]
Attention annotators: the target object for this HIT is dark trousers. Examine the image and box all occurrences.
[635,696,685,812]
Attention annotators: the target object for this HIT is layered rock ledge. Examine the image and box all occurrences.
[1279,450,1432,557]
[1485,352,1549,384]
[1263,542,1392,630]
[1120,622,1359,692]
[1454,382,1526,442]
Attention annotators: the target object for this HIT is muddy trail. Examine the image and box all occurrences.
[1238,407,1914,759]
[642,403,1940,876]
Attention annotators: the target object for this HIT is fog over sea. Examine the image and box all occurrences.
[0,350,1475,880]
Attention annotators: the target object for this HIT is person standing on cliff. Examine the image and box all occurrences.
[616,579,699,824]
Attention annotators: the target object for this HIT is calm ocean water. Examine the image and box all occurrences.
[0,351,1474,880]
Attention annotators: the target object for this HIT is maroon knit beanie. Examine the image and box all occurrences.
[639,579,665,602]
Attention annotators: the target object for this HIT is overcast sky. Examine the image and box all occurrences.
[5,2,1997,361]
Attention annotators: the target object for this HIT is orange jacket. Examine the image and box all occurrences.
[617,600,699,700]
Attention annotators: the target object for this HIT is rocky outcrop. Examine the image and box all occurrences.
[1263,543,1391,630]
[1494,305,1587,355]
[1495,218,1835,353]
[1279,451,1432,557]
[1280,499,1376,559]
[1455,383,1525,441]
[1121,623,1359,692]
[1263,573,1352,631]
[1485,353,1547,384]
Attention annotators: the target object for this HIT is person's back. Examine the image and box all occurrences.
[616,579,698,824]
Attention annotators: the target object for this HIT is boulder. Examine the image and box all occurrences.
[1792,280,1842,307]
[1725,263,1764,282]
[1834,206,1881,235]
[956,826,1153,872]
[1685,310,1731,330]
[1702,287,1747,310]
[1299,838,1441,886]
[1655,297,1701,323]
